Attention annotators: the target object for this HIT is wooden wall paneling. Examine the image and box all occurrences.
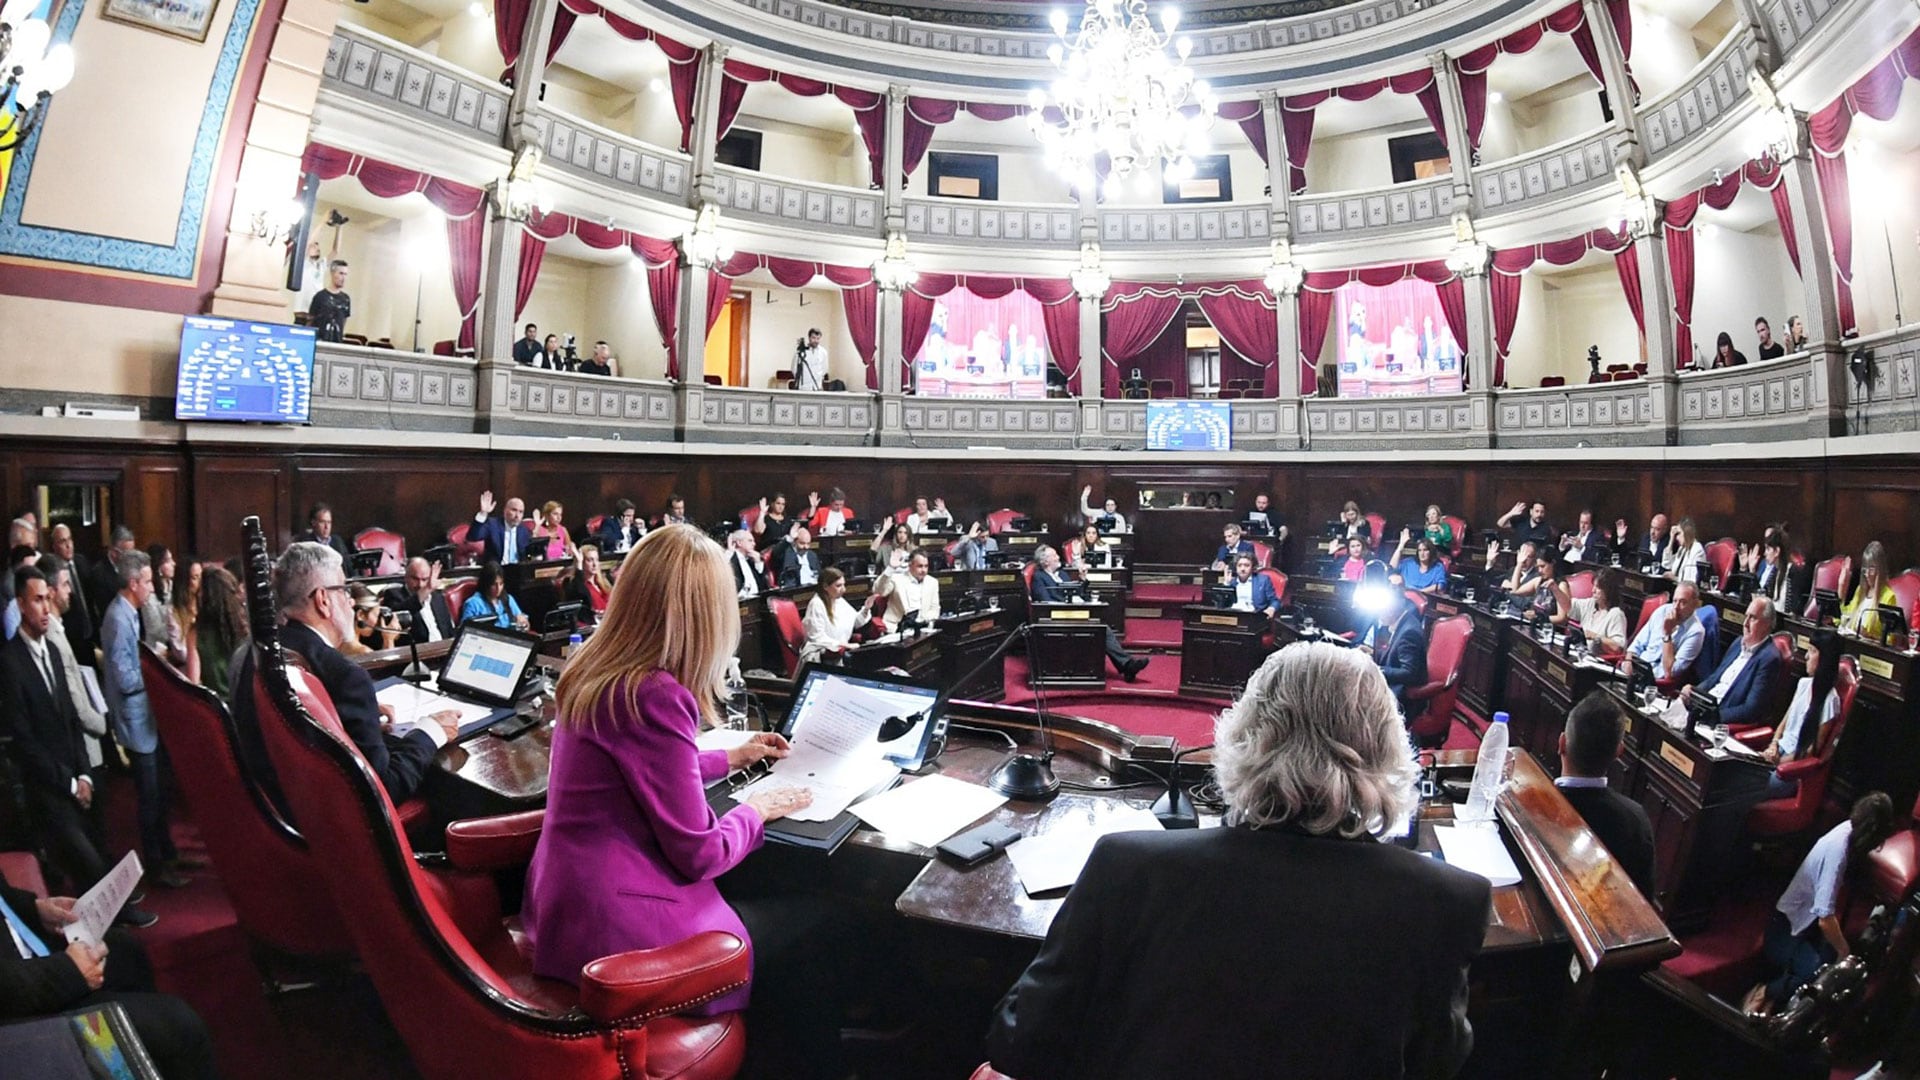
[1662,470,1818,552]
[192,454,291,561]
[123,459,189,560]
[1825,465,1920,572]
[291,453,495,556]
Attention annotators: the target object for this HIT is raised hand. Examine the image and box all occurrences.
[807,491,820,508]
[479,490,497,516]
[1510,501,1528,517]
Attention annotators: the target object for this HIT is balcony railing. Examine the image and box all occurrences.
[1637,28,1757,162]
[323,23,508,142]
[528,105,693,206]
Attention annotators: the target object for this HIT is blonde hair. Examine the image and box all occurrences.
[540,500,563,524]
[578,542,613,593]
[555,525,737,729]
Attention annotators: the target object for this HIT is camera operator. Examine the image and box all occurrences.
[795,327,826,391]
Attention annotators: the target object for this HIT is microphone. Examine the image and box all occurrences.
[1151,743,1211,829]
[878,714,919,742]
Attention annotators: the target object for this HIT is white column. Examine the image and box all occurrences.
[476,213,521,364]
[688,43,730,208]
[884,85,907,233]
[1582,0,1645,155]
[674,255,711,381]
[1636,220,1680,441]
[1274,294,1301,399]
[1430,52,1476,199]
[1776,145,1848,434]
[505,0,558,143]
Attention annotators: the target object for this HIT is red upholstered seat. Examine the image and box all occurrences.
[1805,555,1854,620]
[986,509,1024,535]
[0,851,48,898]
[447,522,485,564]
[1443,516,1468,557]
[737,505,761,531]
[1732,634,1797,748]
[1632,592,1670,639]
[1889,570,1920,632]
[353,527,407,577]
[1540,375,1566,388]
[432,340,456,356]
[251,644,749,1080]
[1567,570,1595,600]
[1748,657,1858,838]
[445,579,478,623]
[1258,569,1287,605]
[147,646,354,960]
[585,514,606,537]
[1404,590,1431,616]
[1405,614,1472,747]
[1022,563,1037,595]
[1250,540,1272,570]
[1364,513,1388,554]
[768,596,806,678]
[1704,539,1737,585]
[893,507,913,525]
[971,1066,1015,1080]
[1867,791,1920,903]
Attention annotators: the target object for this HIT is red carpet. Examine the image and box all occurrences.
[1121,617,1183,649]
[1128,582,1201,605]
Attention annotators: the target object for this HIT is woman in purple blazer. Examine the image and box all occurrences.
[521,527,815,1057]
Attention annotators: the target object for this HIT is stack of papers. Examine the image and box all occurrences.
[1432,824,1523,887]
[375,681,496,733]
[733,677,902,822]
[850,775,1007,848]
[1005,806,1163,895]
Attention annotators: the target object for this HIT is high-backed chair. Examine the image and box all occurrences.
[1888,569,1920,631]
[1443,517,1469,557]
[0,850,46,897]
[1364,513,1388,553]
[1258,569,1287,606]
[1250,540,1272,569]
[1540,375,1566,388]
[736,505,761,531]
[447,522,485,564]
[986,509,1024,535]
[1632,592,1670,639]
[1809,555,1854,612]
[1148,378,1174,399]
[444,579,478,623]
[1732,633,1798,748]
[353,527,407,577]
[252,641,749,1080]
[1566,570,1595,600]
[584,514,606,538]
[1748,657,1859,840]
[893,507,913,526]
[1704,538,1737,585]
[1867,792,1920,904]
[142,646,354,963]
[768,596,806,678]
[1405,614,1472,747]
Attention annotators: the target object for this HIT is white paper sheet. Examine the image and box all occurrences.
[1432,824,1523,887]
[64,851,143,947]
[732,677,911,821]
[735,756,898,822]
[696,727,755,754]
[850,775,1008,848]
[1005,806,1163,895]
[376,681,496,734]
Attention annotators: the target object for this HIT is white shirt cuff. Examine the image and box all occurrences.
[400,721,451,749]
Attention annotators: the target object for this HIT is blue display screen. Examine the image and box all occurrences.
[175,316,316,424]
[1146,400,1232,451]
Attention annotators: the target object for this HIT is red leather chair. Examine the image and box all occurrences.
[1748,657,1859,839]
[1443,516,1469,557]
[1258,569,1287,605]
[0,851,48,898]
[447,522,485,564]
[1704,538,1737,585]
[1732,633,1798,748]
[737,505,761,531]
[444,579,478,623]
[1566,570,1595,600]
[768,596,806,678]
[251,643,749,1080]
[1889,569,1920,631]
[1364,513,1388,553]
[1805,555,1854,620]
[893,507,913,526]
[986,509,1024,535]
[432,340,457,356]
[353,527,407,577]
[1631,592,1670,639]
[1405,614,1472,747]
[970,1066,1014,1080]
[584,514,606,538]
[1250,540,1273,570]
[1403,589,1431,617]
[1867,791,1920,903]
[1540,375,1567,388]
[1022,563,1037,596]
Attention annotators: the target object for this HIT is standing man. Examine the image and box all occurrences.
[297,502,352,560]
[512,323,543,366]
[472,490,533,565]
[795,328,826,391]
[85,526,137,626]
[308,259,352,343]
[47,524,95,660]
[37,556,109,771]
[99,551,188,891]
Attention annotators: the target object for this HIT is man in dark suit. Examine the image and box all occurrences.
[596,499,645,555]
[726,530,764,597]
[776,527,822,589]
[83,526,137,632]
[1682,595,1784,727]
[1226,553,1279,618]
[1556,691,1656,894]
[295,502,353,560]
[0,869,216,1078]
[1634,512,1671,567]
[470,490,534,565]
[1365,586,1427,714]
[46,525,94,660]
[383,557,455,644]
[1030,546,1146,681]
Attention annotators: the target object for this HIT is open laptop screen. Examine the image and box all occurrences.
[438,623,539,705]
[786,665,943,770]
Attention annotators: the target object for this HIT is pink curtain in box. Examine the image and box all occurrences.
[904,275,1081,392]
[1194,284,1278,395]
[1294,262,1470,392]
[1099,285,1186,397]
[718,61,886,186]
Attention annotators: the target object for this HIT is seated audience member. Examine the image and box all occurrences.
[275,542,459,805]
[1746,793,1898,1016]
[1840,540,1899,640]
[1711,330,1748,369]
[461,562,529,631]
[987,641,1488,1080]
[597,499,646,554]
[1555,692,1657,894]
[101,551,186,891]
[345,584,402,655]
[1759,628,1843,800]
[882,550,940,631]
[1682,596,1783,724]
[1527,550,1572,626]
[1755,317,1785,362]
[727,530,765,598]
[1663,517,1708,584]
[1362,585,1426,714]
[539,333,563,370]
[660,495,690,527]
[194,564,249,702]
[562,544,614,617]
[1388,533,1449,593]
[297,502,351,559]
[906,497,952,535]
[384,557,455,644]
[1069,523,1115,569]
[1627,583,1706,683]
[517,527,840,1076]
[1030,546,1148,680]
[1492,540,1542,597]
[529,501,577,562]
[950,522,998,571]
[1786,315,1808,351]
[1498,500,1555,550]
[0,868,216,1079]
[33,557,111,766]
[1227,553,1279,619]
[1324,501,1372,556]
[1570,569,1629,654]
[801,568,877,662]
[1079,486,1128,533]
[871,522,913,576]
[576,340,616,377]
[471,490,534,565]
[1244,493,1285,541]
[776,528,822,589]
[1421,504,1454,551]
[805,489,855,537]
[1211,523,1256,571]
[511,322,543,366]
[1335,536,1370,582]
[1560,509,1604,563]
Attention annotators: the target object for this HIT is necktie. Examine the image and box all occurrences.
[0,894,48,958]
[505,529,517,563]
[36,644,57,696]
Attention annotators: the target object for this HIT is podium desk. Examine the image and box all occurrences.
[1426,596,1508,721]
[1180,605,1272,697]
[1288,575,1361,635]
[937,607,1015,702]
[1073,566,1131,636]
[1027,602,1112,689]
[994,529,1051,560]
[939,567,1030,626]
[843,627,943,680]
[814,533,872,577]
[1500,627,1624,773]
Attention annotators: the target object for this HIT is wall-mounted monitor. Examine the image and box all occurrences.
[1388,132,1451,183]
[174,316,315,424]
[1162,154,1233,203]
[718,129,763,171]
[1146,400,1231,451]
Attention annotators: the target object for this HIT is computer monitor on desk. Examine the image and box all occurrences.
[349,549,385,577]
[1205,584,1236,609]
[1810,589,1841,626]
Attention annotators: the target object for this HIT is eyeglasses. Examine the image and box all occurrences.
[310,584,351,600]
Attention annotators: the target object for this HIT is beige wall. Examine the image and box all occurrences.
[304,195,468,349]
[721,281,856,388]
[0,296,186,403]
[1846,138,1920,337]
[1691,223,1802,362]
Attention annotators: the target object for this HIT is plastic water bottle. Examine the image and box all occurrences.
[564,632,583,660]
[1462,712,1510,826]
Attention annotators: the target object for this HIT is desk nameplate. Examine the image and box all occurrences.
[1200,614,1241,627]
[1044,609,1092,621]
[1657,741,1696,779]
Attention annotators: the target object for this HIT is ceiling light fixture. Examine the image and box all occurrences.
[0,0,76,153]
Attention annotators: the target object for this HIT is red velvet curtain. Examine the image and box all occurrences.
[718,61,886,186]
[513,210,572,320]
[1296,288,1333,393]
[902,275,1080,392]
[1614,243,1644,337]
[1194,285,1278,395]
[1662,195,1701,365]
[701,253,879,386]
[903,99,1031,178]
[1488,249,1534,387]
[1280,73,1438,193]
[633,237,682,379]
[1456,2,1624,153]
[1099,285,1186,397]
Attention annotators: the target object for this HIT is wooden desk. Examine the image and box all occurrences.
[994,529,1052,560]
[843,628,944,680]
[736,597,765,670]
[1179,604,1271,697]
[937,607,1014,702]
[1026,602,1111,688]
[1072,566,1131,636]
[814,534,872,577]
[1501,626,1624,771]
[1427,595,1508,721]
[1287,574,1361,635]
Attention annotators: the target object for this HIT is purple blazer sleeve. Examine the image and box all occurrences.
[698,748,731,782]
[612,683,764,883]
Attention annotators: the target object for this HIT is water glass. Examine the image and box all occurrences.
[1711,723,1730,750]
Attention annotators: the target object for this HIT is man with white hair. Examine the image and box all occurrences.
[988,642,1489,1079]
[726,529,763,598]
[1683,595,1783,726]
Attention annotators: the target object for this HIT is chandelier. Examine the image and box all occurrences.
[0,0,76,153]
[1028,0,1217,196]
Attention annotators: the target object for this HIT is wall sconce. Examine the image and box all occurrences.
[1613,163,1657,238]
[680,202,732,267]
[1069,241,1111,300]
[873,231,917,292]
[488,145,550,222]
[1746,71,1804,164]
[1263,238,1304,296]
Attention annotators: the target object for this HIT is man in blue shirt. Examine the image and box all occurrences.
[99,550,186,890]
[1626,583,1706,683]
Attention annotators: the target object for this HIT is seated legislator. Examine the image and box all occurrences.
[460,561,530,632]
[559,544,614,618]
[801,568,877,663]
[1334,536,1370,582]
[1325,500,1372,556]
[1420,504,1454,551]
[1628,512,1671,567]
[1626,583,1706,683]
[1839,540,1899,640]
[1525,550,1572,626]
[1497,500,1555,551]
[881,550,940,631]
[987,642,1489,1080]
[1681,596,1783,725]
[296,501,352,560]
[805,489,856,538]
[1570,569,1629,654]
[1759,628,1843,800]
[1079,485,1127,533]
[950,522,999,570]
[906,496,952,536]
[1744,529,1799,611]
[596,499,646,555]
[528,501,577,562]
[1746,793,1898,1016]
[274,542,458,804]
[751,494,794,546]
[1360,583,1426,714]
[1031,546,1147,680]
[1663,517,1708,585]
[659,495,690,527]
[1555,691,1657,894]
[871,523,913,576]
[518,526,848,1075]
[1388,532,1448,593]
[0,872,216,1079]
[1560,509,1604,563]
[383,557,455,644]
[471,490,534,565]
[1492,540,1542,598]
[1225,554,1279,618]
[1068,523,1115,568]
[727,530,765,599]
[776,528,822,589]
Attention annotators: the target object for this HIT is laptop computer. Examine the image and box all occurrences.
[374,622,542,741]
[348,549,385,577]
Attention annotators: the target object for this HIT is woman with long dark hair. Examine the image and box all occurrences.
[1746,792,1898,1015]
[460,561,530,631]
[1711,330,1748,369]
[1760,628,1844,799]
[195,565,249,701]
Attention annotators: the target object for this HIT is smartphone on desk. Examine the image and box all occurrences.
[937,822,1022,867]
